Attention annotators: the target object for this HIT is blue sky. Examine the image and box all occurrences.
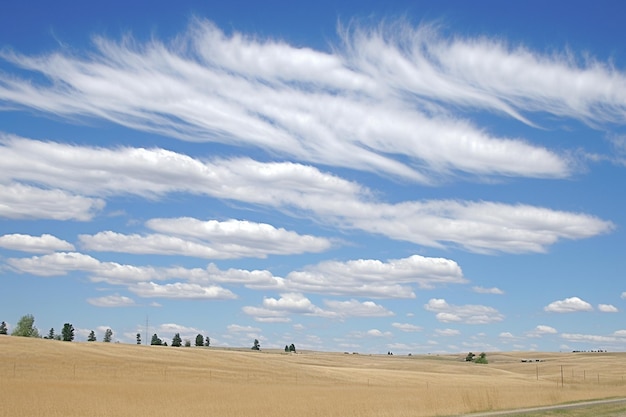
[1,0,625,353]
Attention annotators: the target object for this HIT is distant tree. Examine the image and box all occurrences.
[205,336,210,347]
[172,333,182,347]
[0,321,7,335]
[184,339,191,347]
[54,334,62,341]
[195,334,204,347]
[465,352,475,362]
[475,352,488,364]
[61,323,75,342]
[136,333,141,345]
[45,327,55,340]
[151,333,162,346]
[87,330,96,342]
[103,328,113,343]
[289,344,296,353]
[11,314,40,337]
[163,341,168,346]
[251,339,260,350]
[285,345,289,352]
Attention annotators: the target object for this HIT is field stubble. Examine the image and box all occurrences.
[1,337,626,417]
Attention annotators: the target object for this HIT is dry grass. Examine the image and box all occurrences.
[2,337,626,417]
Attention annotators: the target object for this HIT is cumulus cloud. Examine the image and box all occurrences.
[526,325,558,338]
[128,282,237,300]
[0,137,613,254]
[0,20,597,182]
[435,328,460,336]
[598,304,619,313]
[0,233,75,253]
[79,218,331,259]
[285,254,468,298]
[472,286,504,295]
[243,294,393,322]
[391,322,422,332]
[424,298,504,324]
[0,182,103,221]
[544,297,593,313]
[87,294,135,307]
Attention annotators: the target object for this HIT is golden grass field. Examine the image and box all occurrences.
[2,336,626,417]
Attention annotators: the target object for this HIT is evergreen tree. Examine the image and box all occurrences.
[171,333,182,347]
[195,334,204,347]
[285,345,289,352]
[205,336,210,347]
[11,314,40,337]
[0,321,7,335]
[251,339,260,350]
[61,323,75,342]
[151,333,162,345]
[87,330,96,342]
[103,328,113,343]
[136,333,141,345]
[46,327,55,339]
[289,343,296,353]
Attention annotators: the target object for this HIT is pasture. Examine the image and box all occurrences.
[1,336,625,416]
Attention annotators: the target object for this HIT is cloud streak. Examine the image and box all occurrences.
[1,19,606,182]
[0,137,613,254]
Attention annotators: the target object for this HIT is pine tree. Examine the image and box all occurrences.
[171,333,182,347]
[103,328,113,343]
[61,323,75,342]
[151,333,162,345]
[195,334,204,347]
[0,321,7,335]
[46,327,55,339]
[87,330,96,342]
[136,333,141,345]
[205,336,210,347]
[251,339,260,350]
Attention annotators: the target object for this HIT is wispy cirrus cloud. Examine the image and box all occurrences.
[3,19,612,183]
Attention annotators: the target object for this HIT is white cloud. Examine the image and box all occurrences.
[87,294,135,307]
[243,295,393,321]
[544,297,593,313]
[0,233,75,253]
[499,332,516,339]
[0,20,588,183]
[526,325,558,338]
[424,298,504,324]
[0,183,103,221]
[79,218,331,259]
[391,322,422,332]
[128,282,237,300]
[323,299,394,318]
[435,328,460,336]
[0,137,613,254]
[598,304,619,313]
[472,286,504,295]
[227,324,261,333]
[349,329,393,338]
[285,254,467,298]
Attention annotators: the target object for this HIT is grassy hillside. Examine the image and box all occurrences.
[1,336,625,417]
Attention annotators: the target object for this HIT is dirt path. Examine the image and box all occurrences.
[459,397,626,416]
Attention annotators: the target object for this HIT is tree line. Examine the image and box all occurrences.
[1,315,299,353]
